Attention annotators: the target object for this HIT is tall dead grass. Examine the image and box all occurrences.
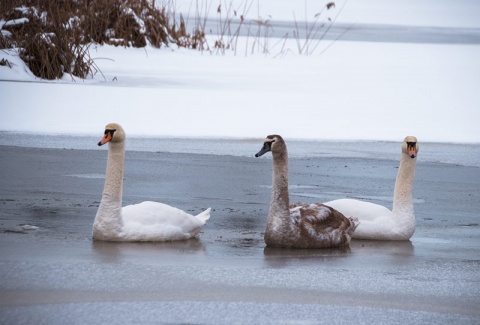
[0,0,206,80]
[0,0,343,79]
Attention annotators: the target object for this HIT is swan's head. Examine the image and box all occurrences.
[255,135,285,157]
[98,123,125,146]
[402,136,419,159]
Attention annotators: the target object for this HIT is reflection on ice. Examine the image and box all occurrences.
[264,245,351,257]
[263,240,415,268]
[263,240,414,258]
[91,238,206,263]
[349,240,414,256]
[263,246,352,268]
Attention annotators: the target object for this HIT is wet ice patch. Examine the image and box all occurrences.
[291,192,425,204]
[1,224,40,234]
[458,223,479,227]
[65,174,105,179]
[347,195,425,204]
[257,185,318,189]
[291,192,332,200]
[20,224,38,231]
[413,237,453,244]
[289,185,319,189]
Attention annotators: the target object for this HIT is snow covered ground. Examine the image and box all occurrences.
[1,0,480,143]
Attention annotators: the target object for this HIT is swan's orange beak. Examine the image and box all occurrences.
[98,132,112,146]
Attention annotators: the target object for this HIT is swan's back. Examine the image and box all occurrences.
[324,199,393,222]
[324,199,414,240]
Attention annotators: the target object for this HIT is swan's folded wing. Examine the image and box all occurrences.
[290,203,356,246]
[122,201,197,225]
[120,201,206,241]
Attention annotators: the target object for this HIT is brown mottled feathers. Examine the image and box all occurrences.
[257,134,359,249]
[289,202,358,248]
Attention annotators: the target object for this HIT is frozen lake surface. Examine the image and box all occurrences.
[0,144,479,324]
[1,132,479,167]
[1,1,479,321]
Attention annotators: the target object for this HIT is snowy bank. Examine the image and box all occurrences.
[1,0,480,143]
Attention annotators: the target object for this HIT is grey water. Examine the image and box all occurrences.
[266,21,480,44]
[1,131,479,167]
[200,17,480,44]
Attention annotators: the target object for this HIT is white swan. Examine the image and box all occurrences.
[324,136,419,240]
[256,135,358,248]
[93,123,211,241]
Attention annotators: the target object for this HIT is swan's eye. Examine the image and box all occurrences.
[265,139,276,150]
[264,137,276,149]
[406,141,416,149]
[104,129,116,136]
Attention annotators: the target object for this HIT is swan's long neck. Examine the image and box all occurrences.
[392,154,416,217]
[269,149,290,220]
[94,141,125,238]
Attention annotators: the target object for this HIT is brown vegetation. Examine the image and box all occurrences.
[0,0,205,80]
[0,0,339,80]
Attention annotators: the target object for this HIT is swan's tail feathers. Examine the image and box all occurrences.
[195,208,211,224]
[349,216,360,231]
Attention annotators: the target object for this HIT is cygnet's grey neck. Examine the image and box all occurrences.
[270,149,290,217]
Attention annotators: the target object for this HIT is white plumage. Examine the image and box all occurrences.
[93,123,211,242]
[324,136,419,240]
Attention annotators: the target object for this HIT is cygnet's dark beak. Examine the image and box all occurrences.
[255,142,271,157]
